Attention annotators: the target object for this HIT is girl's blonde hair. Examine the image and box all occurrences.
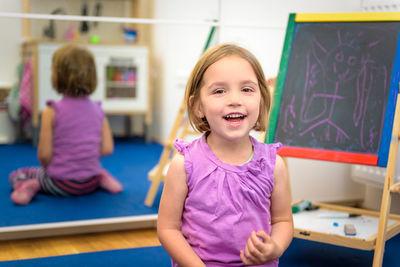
[51,44,97,97]
[185,43,271,132]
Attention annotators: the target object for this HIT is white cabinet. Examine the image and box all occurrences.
[37,43,149,115]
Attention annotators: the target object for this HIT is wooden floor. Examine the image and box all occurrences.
[0,227,160,262]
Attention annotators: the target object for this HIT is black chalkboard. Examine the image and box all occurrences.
[268,17,400,166]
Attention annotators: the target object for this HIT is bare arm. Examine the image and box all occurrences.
[241,155,293,265]
[268,155,293,256]
[37,107,54,168]
[100,117,113,156]
[157,154,205,267]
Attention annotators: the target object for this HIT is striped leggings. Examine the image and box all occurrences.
[9,167,101,197]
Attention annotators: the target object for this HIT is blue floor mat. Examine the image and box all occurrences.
[280,235,399,267]
[1,246,171,267]
[2,235,400,266]
[0,137,163,227]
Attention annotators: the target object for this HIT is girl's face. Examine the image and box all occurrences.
[197,55,261,143]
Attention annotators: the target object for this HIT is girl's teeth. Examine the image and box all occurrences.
[225,114,244,119]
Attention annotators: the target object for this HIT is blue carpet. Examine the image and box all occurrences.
[2,235,400,266]
[0,137,163,227]
[279,235,399,267]
[0,246,171,267]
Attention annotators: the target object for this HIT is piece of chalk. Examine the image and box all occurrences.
[318,212,360,219]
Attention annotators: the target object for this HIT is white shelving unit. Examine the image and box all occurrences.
[36,43,149,114]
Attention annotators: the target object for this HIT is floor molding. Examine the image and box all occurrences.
[0,214,157,240]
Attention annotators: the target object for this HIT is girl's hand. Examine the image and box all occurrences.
[240,231,279,265]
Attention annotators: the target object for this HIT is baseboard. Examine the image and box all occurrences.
[0,214,157,241]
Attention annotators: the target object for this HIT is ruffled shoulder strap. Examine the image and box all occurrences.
[266,142,282,174]
[263,142,282,164]
[252,139,282,180]
[174,139,190,154]
[269,142,282,153]
[46,99,59,112]
[173,139,193,177]
[46,99,55,107]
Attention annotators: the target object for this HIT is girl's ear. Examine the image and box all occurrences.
[189,95,204,118]
[197,103,205,119]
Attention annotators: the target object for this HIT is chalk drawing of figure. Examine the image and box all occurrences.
[281,26,389,152]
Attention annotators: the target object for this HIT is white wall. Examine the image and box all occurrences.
[0,0,370,202]
[0,2,21,88]
[150,0,219,140]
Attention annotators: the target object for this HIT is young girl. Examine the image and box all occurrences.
[157,43,293,266]
[9,44,123,205]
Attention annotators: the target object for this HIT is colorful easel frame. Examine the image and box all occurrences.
[266,12,400,167]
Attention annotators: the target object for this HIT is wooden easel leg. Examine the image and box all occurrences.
[373,93,400,266]
[144,26,217,207]
[373,183,393,266]
[144,99,186,207]
[145,178,161,207]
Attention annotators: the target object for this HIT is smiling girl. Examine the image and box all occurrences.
[157,43,293,267]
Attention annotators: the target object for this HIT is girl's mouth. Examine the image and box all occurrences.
[224,113,246,122]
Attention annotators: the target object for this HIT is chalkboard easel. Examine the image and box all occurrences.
[268,12,400,267]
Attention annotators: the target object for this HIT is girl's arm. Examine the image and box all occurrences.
[157,154,205,267]
[241,155,293,265]
[268,155,293,255]
[37,107,54,168]
[100,117,113,156]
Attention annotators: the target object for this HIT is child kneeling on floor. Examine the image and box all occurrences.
[9,44,123,205]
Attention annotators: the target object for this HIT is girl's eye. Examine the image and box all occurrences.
[214,89,225,94]
[242,87,254,93]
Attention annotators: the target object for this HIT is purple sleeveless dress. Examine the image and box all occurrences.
[172,134,281,267]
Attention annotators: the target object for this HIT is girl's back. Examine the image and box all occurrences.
[46,96,104,180]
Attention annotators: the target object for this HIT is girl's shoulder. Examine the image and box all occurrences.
[251,138,282,170]
[173,136,206,174]
[93,100,103,108]
[41,105,55,120]
[173,135,204,155]
[46,97,104,112]
[46,99,58,109]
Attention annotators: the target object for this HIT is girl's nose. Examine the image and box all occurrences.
[228,90,242,106]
